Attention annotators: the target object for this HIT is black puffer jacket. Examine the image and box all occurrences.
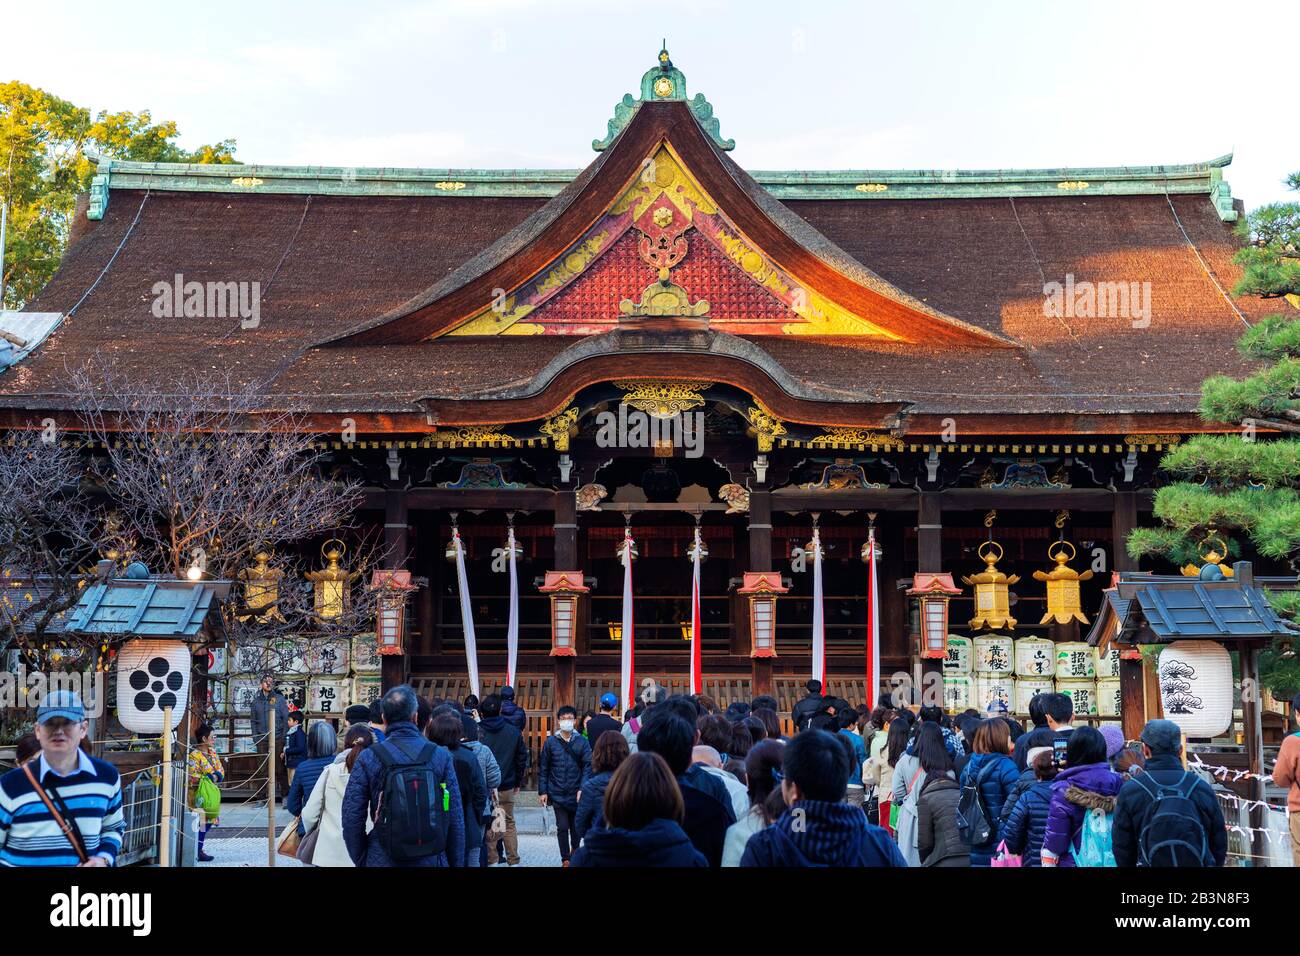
[1111,754,1227,867]
[916,774,971,867]
[1002,778,1053,866]
[538,732,592,809]
[791,694,824,733]
[574,770,613,840]
[480,716,529,790]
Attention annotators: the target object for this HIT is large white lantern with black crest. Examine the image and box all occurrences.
[117,639,191,733]
[1157,640,1233,739]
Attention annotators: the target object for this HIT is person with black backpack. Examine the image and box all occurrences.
[539,704,592,866]
[341,684,465,867]
[1112,719,1227,867]
[956,718,1020,865]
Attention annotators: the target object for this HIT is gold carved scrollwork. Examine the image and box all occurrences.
[614,381,713,420]
[806,428,904,450]
[1124,434,1182,448]
[612,145,718,221]
[539,406,579,451]
[746,405,787,452]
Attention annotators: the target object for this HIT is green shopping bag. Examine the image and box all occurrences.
[195,775,222,819]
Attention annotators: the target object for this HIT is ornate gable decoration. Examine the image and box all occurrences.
[593,45,734,152]
[445,143,898,339]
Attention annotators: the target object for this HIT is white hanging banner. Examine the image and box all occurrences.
[506,527,519,688]
[454,529,481,697]
[866,527,880,709]
[811,527,825,689]
[689,527,703,695]
[620,532,636,710]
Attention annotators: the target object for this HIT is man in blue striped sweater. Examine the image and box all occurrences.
[0,690,125,866]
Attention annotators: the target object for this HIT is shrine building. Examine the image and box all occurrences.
[2,48,1286,729]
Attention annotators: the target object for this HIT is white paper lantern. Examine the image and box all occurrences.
[943,675,972,711]
[973,635,1015,675]
[1093,645,1121,679]
[1057,679,1099,716]
[1014,637,1056,677]
[1055,642,1095,680]
[974,675,1015,714]
[1097,678,1122,717]
[1157,640,1233,738]
[116,639,191,733]
[944,635,972,674]
[1014,678,1054,714]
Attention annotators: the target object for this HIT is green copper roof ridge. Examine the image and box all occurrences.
[86,152,1236,221]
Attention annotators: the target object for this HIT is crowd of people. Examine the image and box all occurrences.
[265,678,1293,869]
[3,682,1298,870]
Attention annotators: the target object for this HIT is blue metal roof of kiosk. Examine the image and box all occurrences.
[66,577,231,639]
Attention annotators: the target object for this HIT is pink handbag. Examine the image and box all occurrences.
[991,840,1023,867]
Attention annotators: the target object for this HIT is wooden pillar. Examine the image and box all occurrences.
[1112,491,1139,572]
[1240,643,1266,834]
[554,490,578,570]
[381,485,409,691]
[1118,651,1147,740]
[917,493,944,695]
[414,519,435,657]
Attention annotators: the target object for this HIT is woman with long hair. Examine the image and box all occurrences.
[722,739,785,866]
[301,725,373,866]
[575,730,631,841]
[864,714,909,835]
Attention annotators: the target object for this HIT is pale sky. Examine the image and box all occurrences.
[5,0,1295,207]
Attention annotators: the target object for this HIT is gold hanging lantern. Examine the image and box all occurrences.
[306,540,359,620]
[963,540,1019,631]
[237,550,285,622]
[1033,540,1093,625]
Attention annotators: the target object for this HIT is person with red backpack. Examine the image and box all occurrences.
[341,684,465,867]
[1111,719,1227,867]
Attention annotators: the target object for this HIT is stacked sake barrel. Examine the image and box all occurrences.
[943,634,1122,716]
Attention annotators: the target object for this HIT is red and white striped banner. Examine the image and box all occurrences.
[811,527,825,689]
[688,527,703,695]
[865,527,880,710]
[619,531,636,709]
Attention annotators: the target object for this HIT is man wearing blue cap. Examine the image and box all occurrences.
[0,690,125,866]
[585,693,623,747]
[1111,719,1226,867]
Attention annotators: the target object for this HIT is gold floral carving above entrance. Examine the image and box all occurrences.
[614,380,713,419]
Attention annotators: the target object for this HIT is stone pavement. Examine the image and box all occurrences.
[202,799,565,867]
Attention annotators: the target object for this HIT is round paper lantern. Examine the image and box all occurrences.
[973,635,1015,675]
[116,639,191,733]
[943,675,972,712]
[974,675,1014,714]
[1093,645,1121,679]
[944,635,972,674]
[1015,637,1056,677]
[1057,679,1099,716]
[1055,642,1095,680]
[1097,678,1122,717]
[1014,678,1054,714]
[1157,640,1233,738]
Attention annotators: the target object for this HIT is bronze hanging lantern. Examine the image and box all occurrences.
[963,540,1019,631]
[1034,540,1093,625]
[238,550,285,622]
[306,540,359,620]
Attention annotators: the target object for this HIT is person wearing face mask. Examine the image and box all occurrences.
[539,705,592,866]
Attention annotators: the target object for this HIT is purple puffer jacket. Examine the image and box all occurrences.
[1040,762,1123,866]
